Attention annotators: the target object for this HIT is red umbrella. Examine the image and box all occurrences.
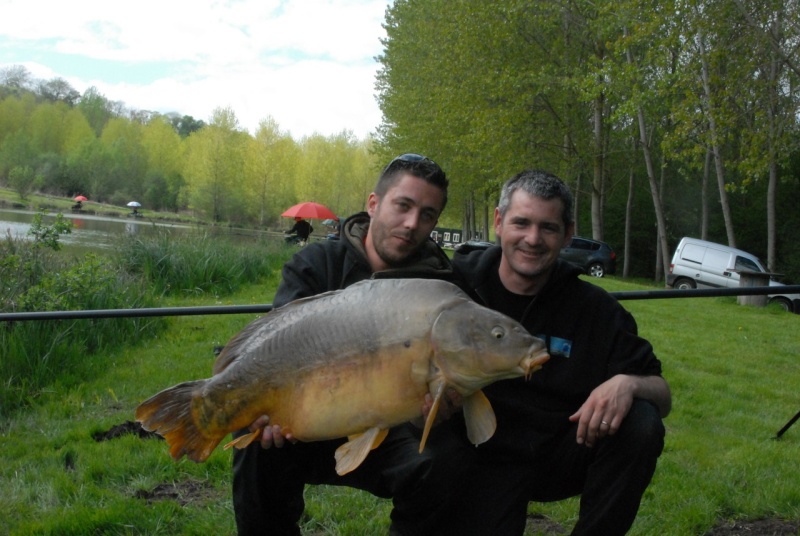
[281,202,338,221]
[73,195,88,202]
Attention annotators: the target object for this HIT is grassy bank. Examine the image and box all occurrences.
[0,187,203,226]
[1,276,799,534]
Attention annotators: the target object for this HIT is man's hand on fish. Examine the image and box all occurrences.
[413,388,463,428]
[249,415,297,449]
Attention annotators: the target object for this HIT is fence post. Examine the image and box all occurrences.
[737,270,772,307]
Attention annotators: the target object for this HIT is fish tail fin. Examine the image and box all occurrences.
[135,380,222,462]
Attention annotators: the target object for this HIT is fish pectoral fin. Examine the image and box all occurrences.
[419,382,446,454]
[463,390,497,446]
[223,428,262,451]
[334,427,387,476]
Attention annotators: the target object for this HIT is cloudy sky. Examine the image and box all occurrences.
[0,0,390,139]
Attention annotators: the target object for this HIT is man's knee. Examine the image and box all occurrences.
[620,399,665,457]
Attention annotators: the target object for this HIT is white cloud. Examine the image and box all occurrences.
[0,0,389,138]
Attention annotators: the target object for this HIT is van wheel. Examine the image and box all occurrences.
[674,278,696,290]
[768,297,792,312]
[588,263,605,278]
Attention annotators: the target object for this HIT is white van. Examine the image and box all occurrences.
[667,237,799,313]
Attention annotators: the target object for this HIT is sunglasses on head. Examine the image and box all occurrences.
[386,153,439,169]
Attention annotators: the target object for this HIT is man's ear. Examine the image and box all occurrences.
[366,193,379,217]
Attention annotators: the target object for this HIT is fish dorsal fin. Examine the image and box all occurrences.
[463,389,497,446]
[419,381,446,453]
[334,427,388,476]
[212,289,344,375]
[212,314,272,374]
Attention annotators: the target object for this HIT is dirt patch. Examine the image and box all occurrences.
[525,515,799,535]
[526,513,568,534]
[134,479,218,506]
[704,518,800,535]
[92,420,163,442]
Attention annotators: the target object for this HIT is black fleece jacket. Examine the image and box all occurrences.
[273,212,459,308]
[452,245,663,456]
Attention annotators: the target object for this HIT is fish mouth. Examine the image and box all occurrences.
[520,348,550,380]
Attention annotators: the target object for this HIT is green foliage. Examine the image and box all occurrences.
[0,241,161,417]
[27,210,73,250]
[8,164,35,199]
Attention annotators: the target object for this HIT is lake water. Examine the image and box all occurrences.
[0,208,286,256]
[0,208,198,255]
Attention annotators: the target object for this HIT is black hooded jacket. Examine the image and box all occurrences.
[452,245,663,456]
[273,212,459,308]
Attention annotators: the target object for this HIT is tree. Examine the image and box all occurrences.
[78,87,114,136]
[0,65,33,97]
[167,113,206,138]
[8,165,35,199]
[245,117,299,226]
[36,77,80,106]
[183,107,248,223]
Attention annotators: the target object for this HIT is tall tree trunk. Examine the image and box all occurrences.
[702,146,711,240]
[625,34,670,280]
[592,90,605,241]
[766,33,780,271]
[573,173,581,237]
[624,166,634,278]
[698,31,736,247]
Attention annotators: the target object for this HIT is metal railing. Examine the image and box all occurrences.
[2,285,799,322]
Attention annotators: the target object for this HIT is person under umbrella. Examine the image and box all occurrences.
[284,217,313,245]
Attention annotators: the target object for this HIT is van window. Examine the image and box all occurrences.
[682,243,704,264]
[734,256,762,273]
[704,248,731,270]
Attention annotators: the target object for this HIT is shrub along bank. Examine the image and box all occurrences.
[0,212,294,417]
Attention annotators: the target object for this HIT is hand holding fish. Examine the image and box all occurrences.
[246,415,297,449]
[416,388,462,428]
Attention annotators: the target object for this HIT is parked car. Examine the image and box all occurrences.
[559,236,617,278]
[454,240,495,254]
[667,237,800,313]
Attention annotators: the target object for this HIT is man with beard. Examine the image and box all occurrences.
[232,154,471,536]
[447,169,671,535]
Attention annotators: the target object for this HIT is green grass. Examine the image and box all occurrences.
[1,275,799,534]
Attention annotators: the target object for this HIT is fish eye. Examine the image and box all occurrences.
[491,326,505,339]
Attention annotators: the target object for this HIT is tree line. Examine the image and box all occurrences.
[4,0,800,283]
[0,65,378,229]
[373,0,800,283]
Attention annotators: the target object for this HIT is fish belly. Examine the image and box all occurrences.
[273,345,431,441]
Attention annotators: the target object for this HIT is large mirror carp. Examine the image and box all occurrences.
[136,278,549,475]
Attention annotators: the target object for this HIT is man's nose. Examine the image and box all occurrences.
[402,210,421,230]
[525,226,543,244]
